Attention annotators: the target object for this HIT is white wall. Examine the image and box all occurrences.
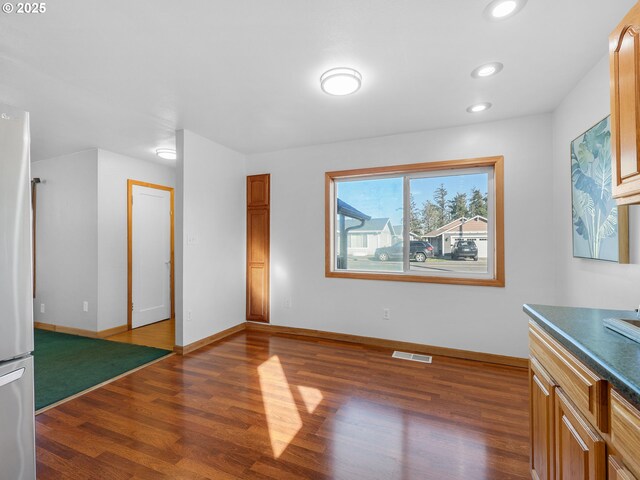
[32,149,99,330]
[246,114,556,358]
[175,129,246,347]
[32,148,176,333]
[97,149,175,331]
[552,55,640,309]
[33,54,638,357]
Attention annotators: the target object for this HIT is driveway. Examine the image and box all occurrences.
[344,256,489,274]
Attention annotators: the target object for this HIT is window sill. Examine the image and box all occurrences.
[325,270,505,287]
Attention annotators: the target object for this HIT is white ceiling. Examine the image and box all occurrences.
[0,0,635,163]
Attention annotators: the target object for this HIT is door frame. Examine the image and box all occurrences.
[127,179,175,330]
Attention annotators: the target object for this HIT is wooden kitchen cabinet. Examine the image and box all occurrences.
[529,321,606,480]
[610,2,640,204]
[526,302,640,480]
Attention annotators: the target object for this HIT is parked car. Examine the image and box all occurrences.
[451,239,478,261]
[375,241,434,262]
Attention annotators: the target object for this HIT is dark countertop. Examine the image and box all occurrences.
[524,304,640,410]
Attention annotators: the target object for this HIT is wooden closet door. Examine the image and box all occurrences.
[246,174,270,322]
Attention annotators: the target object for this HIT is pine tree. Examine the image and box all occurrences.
[468,188,488,217]
[448,192,469,219]
[409,194,423,235]
[422,200,441,233]
[433,184,448,226]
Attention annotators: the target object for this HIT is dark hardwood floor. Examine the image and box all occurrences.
[36,330,530,479]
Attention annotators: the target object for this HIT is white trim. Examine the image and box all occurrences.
[403,175,410,272]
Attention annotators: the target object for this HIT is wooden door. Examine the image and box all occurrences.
[530,357,555,480]
[610,2,640,204]
[246,174,270,322]
[554,389,605,480]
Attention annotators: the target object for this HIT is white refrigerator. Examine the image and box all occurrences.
[0,103,37,479]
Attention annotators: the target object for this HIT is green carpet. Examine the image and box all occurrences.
[33,329,170,411]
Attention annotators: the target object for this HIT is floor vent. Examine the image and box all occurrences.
[392,351,432,364]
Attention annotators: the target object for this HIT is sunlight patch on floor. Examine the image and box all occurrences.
[257,355,303,458]
[298,385,323,414]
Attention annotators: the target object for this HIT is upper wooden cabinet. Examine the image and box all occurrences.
[610,2,640,204]
[247,174,270,208]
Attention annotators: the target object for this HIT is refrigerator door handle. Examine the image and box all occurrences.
[0,368,25,388]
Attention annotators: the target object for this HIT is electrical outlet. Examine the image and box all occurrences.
[187,234,198,245]
[383,308,390,320]
[83,301,89,312]
[284,298,292,309]
[40,303,45,313]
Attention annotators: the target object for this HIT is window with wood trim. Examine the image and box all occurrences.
[325,157,504,287]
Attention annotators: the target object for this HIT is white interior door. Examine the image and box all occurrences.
[132,185,171,328]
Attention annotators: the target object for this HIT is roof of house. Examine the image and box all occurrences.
[424,215,488,238]
[337,199,371,221]
[392,226,422,239]
[344,217,395,234]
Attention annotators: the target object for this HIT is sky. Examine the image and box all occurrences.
[336,173,488,225]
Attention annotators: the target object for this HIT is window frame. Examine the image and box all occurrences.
[324,156,505,287]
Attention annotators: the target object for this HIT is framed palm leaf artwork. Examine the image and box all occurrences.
[571,116,628,262]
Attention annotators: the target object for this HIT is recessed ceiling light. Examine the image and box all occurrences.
[156,148,177,160]
[484,0,527,20]
[320,67,362,96]
[471,62,504,78]
[466,103,492,113]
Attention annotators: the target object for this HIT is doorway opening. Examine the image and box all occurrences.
[114,179,175,350]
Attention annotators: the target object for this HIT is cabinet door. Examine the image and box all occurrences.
[530,357,555,480]
[610,389,640,479]
[247,174,270,208]
[609,456,638,480]
[555,389,605,480]
[610,2,640,204]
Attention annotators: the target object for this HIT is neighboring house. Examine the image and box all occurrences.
[424,216,488,257]
[338,218,396,256]
[392,225,422,243]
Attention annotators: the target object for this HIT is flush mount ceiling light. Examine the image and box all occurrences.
[320,67,362,96]
[156,148,177,160]
[484,0,527,20]
[466,102,492,113]
[471,62,504,79]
